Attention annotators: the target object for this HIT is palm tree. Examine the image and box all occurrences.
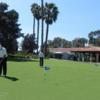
[34,5,41,54]
[44,3,59,55]
[41,0,44,52]
[31,3,38,36]
[31,3,40,54]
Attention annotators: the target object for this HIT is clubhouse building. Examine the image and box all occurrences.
[49,46,100,62]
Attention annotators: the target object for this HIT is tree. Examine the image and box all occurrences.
[48,37,72,48]
[88,30,100,46]
[96,37,100,46]
[22,34,37,53]
[0,2,21,53]
[44,3,59,55]
[72,38,88,47]
[0,2,8,12]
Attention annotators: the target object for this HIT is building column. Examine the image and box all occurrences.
[75,52,78,61]
[82,53,85,62]
[87,53,89,62]
[96,53,99,62]
[77,53,80,61]
[90,53,92,62]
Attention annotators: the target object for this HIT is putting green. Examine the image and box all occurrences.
[0,59,100,100]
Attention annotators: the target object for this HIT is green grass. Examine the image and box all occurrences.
[0,59,100,100]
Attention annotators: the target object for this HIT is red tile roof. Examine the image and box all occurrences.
[49,47,100,53]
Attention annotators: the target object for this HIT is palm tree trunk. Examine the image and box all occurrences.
[33,16,35,34]
[41,0,44,52]
[45,23,49,56]
[37,20,39,54]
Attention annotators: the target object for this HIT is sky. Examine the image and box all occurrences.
[1,0,100,41]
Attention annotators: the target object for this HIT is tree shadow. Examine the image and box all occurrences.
[4,76,19,81]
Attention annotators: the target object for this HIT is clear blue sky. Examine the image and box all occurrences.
[1,0,100,41]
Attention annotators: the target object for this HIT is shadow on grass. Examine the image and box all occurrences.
[8,58,39,62]
[4,76,19,81]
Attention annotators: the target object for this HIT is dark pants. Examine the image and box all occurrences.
[40,57,44,66]
[0,58,7,76]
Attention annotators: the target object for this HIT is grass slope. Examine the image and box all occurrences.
[0,59,100,100]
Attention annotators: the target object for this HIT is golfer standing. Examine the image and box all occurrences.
[39,51,44,67]
[0,43,7,77]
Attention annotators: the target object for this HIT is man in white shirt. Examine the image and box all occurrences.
[39,51,44,67]
[0,43,7,77]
